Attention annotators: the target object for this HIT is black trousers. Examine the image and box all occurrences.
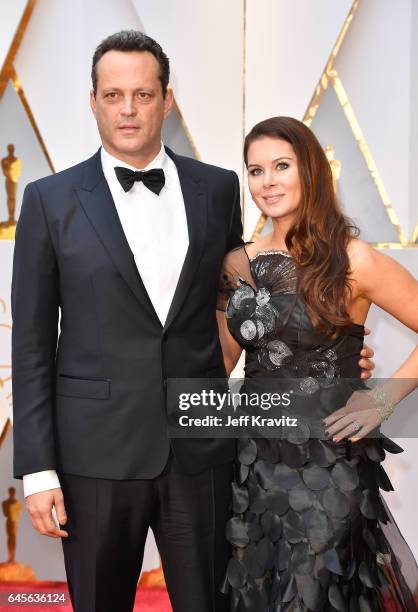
[59,459,232,612]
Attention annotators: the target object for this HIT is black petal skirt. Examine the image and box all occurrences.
[222,435,418,611]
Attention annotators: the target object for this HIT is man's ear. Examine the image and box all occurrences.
[90,90,97,117]
[163,86,174,119]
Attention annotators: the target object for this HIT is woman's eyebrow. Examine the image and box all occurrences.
[247,156,293,169]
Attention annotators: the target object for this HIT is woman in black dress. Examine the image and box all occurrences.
[217,117,418,611]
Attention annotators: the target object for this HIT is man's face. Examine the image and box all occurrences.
[90,50,173,164]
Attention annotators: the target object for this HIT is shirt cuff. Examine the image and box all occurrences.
[23,470,61,497]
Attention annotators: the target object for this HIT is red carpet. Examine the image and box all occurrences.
[0,581,172,611]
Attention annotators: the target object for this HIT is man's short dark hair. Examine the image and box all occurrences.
[91,30,170,96]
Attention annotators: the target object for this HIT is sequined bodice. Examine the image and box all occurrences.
[223,249,364,391]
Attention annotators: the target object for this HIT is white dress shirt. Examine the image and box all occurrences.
[23,143,189,497]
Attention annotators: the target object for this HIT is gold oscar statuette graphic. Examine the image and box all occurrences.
[325,145,341,193]
[0,487,36,581]
[0,144,22,240]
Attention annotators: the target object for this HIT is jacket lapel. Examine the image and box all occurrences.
[75,150,161,323]
[163,147,207,331]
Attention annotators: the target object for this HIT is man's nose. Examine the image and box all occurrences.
[120,98,137,116]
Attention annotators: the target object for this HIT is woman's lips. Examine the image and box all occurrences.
[263,194,285,204]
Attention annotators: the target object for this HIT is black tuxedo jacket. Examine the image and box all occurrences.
[12,147,243,479]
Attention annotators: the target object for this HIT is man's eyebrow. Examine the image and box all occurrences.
[247,156,293,168]
[101,87,156,93]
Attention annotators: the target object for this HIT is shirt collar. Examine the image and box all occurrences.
[101,143,168,193]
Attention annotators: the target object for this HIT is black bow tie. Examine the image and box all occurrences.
[114,166,165,195]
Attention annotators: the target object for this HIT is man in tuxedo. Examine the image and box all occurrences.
[12,30,374,612]
[12,30,242,612]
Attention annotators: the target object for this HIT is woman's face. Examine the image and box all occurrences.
[247,136,301,222]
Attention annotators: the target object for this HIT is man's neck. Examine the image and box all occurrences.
[102,144,162,169]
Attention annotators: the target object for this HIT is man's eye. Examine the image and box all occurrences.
[138,92,151,99]
[249,168,262,176]
[105,92,118,99]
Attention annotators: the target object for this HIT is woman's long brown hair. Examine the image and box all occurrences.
[244,116,359,337]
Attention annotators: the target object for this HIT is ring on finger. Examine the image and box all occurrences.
[351,421,362,432]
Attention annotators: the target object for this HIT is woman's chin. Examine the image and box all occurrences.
[258,206,296,222]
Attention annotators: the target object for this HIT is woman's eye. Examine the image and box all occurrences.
[277,162,289,170]
[249,168,262,176]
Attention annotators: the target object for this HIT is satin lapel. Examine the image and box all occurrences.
[76,150,161,324]
[163,148,207,331]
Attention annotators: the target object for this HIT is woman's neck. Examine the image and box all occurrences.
[269,217,293,250]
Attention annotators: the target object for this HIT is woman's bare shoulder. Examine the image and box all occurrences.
[347,238,416,291]
[347,237,374,259]
[244,233,276,259]
[347,238,380,273]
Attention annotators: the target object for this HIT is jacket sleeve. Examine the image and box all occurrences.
[227,171,244,251]
[11,181,60,479]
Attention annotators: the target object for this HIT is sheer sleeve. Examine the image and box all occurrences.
[217,245,256,311]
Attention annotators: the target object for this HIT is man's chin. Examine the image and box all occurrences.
[116,136,144,149]
[103,137,159,163]
[113,141,147,157]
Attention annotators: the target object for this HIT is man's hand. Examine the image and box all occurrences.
[26,488,68,538]
[359,327,375,380]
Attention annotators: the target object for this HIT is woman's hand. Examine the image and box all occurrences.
[323,389,383,442]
